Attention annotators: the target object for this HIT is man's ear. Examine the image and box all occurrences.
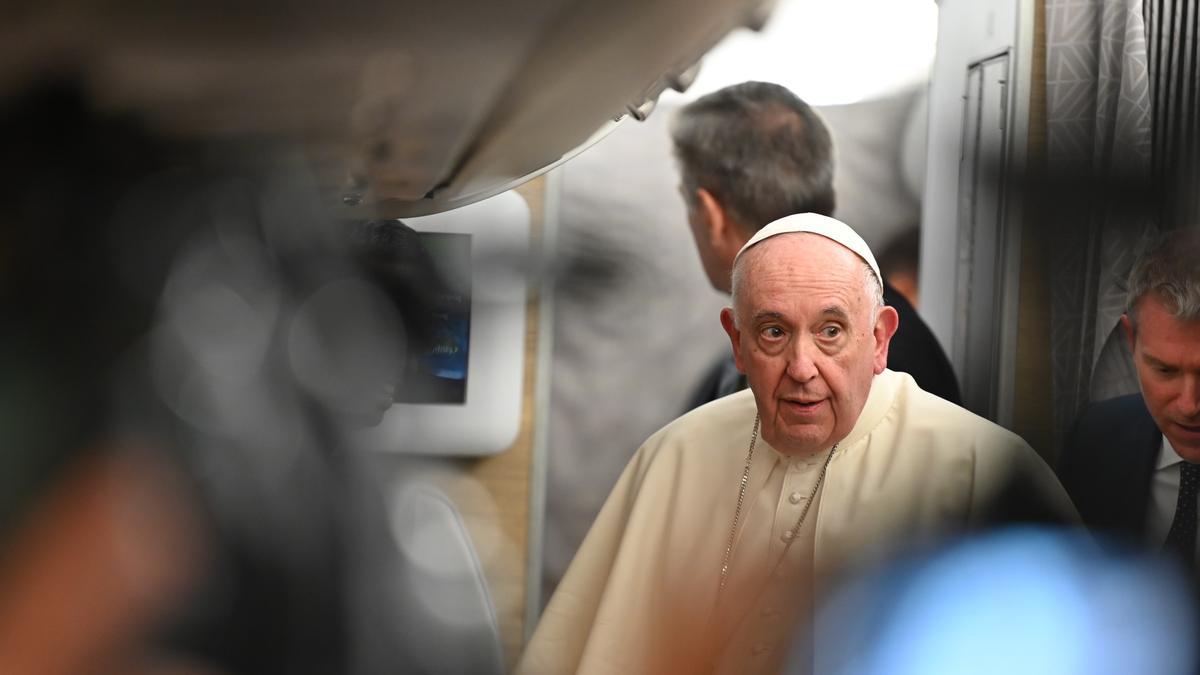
[1121,313,1135,349]
[697,188,752,269]
[720,307,746,373]
[872,305,900,374]
[696,188,729,245]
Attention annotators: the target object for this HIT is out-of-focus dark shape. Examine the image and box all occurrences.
[0,78,181,543]
[0,79,219,675]
[1146,0,1200,231]
[0,0,777,216]
[0,78,478,675]
[808,528,1198,675]
[1,1,782,671]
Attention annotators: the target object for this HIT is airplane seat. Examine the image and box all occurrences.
[386,480,507,675]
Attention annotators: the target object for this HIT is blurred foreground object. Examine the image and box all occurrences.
[812,528,1198,675]
[1,1,778,672]
[0,0,777,216]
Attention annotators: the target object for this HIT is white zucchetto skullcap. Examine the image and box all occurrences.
[734,213,882,288]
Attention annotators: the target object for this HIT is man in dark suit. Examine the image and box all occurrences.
[1059,228,1200,564]
[671,81,962,408]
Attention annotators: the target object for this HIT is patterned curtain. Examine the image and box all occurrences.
[1045,0,1154,450]
[1147,0,1200,228]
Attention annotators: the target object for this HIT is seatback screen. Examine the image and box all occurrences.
[394,232,471,404]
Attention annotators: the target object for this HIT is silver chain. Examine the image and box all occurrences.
[718,414,837,591]
[719,414,760,590]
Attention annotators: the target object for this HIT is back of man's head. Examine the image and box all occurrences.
[671,81,835,236]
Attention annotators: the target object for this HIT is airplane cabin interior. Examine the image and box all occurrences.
[1,0,1199,673]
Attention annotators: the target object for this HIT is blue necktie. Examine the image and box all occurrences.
[1164,462,1200,565]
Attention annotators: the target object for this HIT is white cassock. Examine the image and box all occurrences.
[517,369,1079,675]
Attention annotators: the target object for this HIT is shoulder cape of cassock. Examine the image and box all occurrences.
[518,369,1077,674]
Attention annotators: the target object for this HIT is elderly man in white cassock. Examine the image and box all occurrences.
[518,213,1077,675]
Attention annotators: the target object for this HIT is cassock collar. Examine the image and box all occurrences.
[835,368,901,454]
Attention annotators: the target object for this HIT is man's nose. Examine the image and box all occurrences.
[1179,374,1200,418]
[785,337,819,383]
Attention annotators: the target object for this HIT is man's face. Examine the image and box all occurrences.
[1124,293,1200,461]
[721,234,895,455]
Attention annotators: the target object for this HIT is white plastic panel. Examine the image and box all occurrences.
[922,0,1033,424]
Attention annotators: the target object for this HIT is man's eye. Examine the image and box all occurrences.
[819,325,842,339]
[761,326,785,340]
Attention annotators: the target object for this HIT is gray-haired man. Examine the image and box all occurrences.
[1060,228,1200,566]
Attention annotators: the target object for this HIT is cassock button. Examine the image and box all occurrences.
[781,529,795,542]
[789,491,803,504]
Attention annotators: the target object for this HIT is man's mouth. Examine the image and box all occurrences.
[783,398,826,413]
[1174,421,1200,435]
